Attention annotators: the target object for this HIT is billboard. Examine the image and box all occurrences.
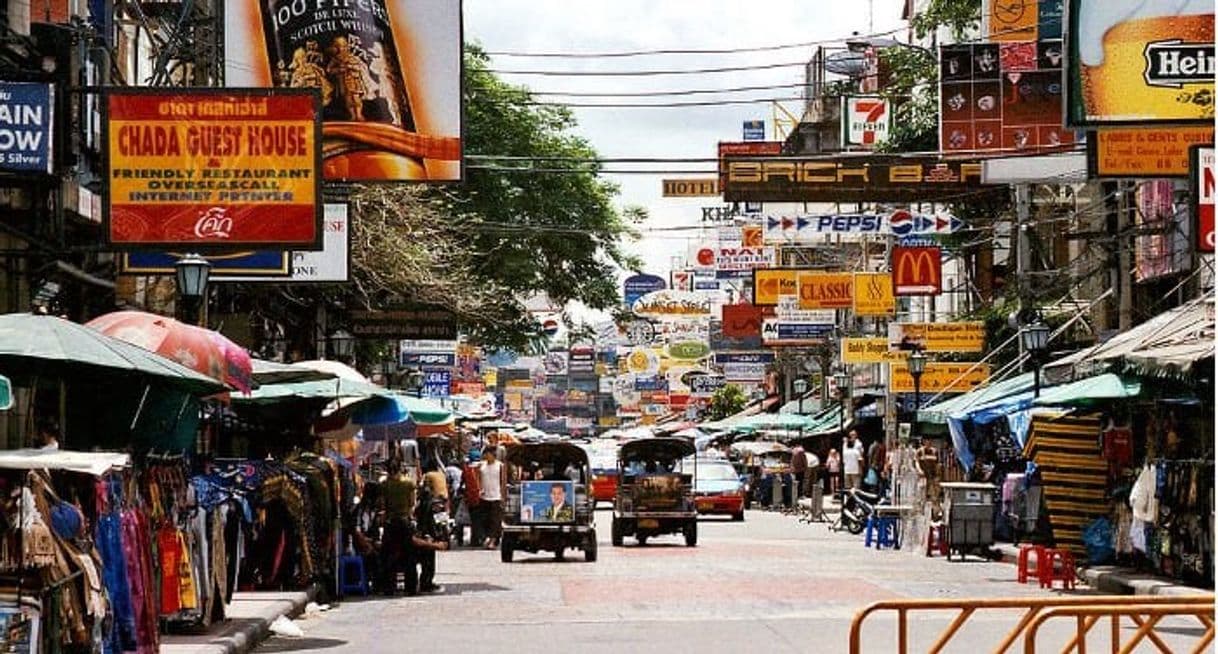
[841,337,908,364]
[889,362,991,394]
[722,156,991,203]
[422,369,451,398]
[983,0,1062,41]
[892,246,942,296]
[763,214,887,243]
[1087,127,1214,178]
[888,322,986,353]
[104,88,323,250]
[762,319,833,346]
[852,272,895,316]
[841,97,890,148]
[1065,0,1215,126]
[1193,145,1215,253]
[224,0,463,181]
[889,209,964,236]
[721,303,762,339]
[752,268,800,306]
[219,203,351,282]
[121,250,290,277]
[349,305,458,339]
[0,82,53,174]
[797,272,853,309]
[939,40,1074,154]
[632,290,713,319]
[718,140,783,187]
[623,273,666,307]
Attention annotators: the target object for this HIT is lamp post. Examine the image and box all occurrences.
[907,350,928,442]
[793,378,808,415]
[1021,320,1051,396]
[174,253,211,327]
[328,329,356,362]
[833,370,851,496]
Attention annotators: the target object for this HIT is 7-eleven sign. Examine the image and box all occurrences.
[843,97,891,148]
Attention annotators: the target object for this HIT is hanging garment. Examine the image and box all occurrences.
[1129,464,1159,523]
[97,512,136,653]
[177,531,198,611]
[1131,519,1148,553]
[157,525,182,615]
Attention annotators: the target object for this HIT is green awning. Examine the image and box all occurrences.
[236,377,390,404]
[390,394,453,425]
[0,374,10,410]
[733,412,816,432]
[1032,373,1141,407]
[919,372,1035,425]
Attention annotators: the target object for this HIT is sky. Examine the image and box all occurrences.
[464,0,910,282]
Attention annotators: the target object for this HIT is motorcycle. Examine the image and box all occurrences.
[834,486,887,535]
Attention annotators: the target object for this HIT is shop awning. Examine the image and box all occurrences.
[1032,373,1142,408]
[0,449,130,476]
[733,412,817,433]
[919,372,1035,425]
[237,377,390,404]
[250,359,338,386]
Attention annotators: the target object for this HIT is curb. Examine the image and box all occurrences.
[162,585,319,654]
[993,544,1210,597]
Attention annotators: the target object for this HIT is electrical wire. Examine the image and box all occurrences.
[482,27,906,58]
[489,59,814,77]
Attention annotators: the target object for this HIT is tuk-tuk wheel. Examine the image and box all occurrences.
[611,519,623,547]
[500,536,514,563]
[637,534,648,546]
[684,522,698,547]
[584,538,597,562]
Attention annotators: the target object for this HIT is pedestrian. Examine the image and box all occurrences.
[399,438,422,482]
[409,484,449,594]
[915,436,941,504]
[379,461,416,595]
[460,450,482,546]
[35,419,60,451]
[478,448,506,549]
[866,438,887,493]
[842,431,865,490]
[790,443,809,499]
[825,449,841,496]
[422,460,449,513]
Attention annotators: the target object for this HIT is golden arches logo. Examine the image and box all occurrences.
[893,247,941,295]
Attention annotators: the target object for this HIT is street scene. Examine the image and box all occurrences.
[0,0,1210,653]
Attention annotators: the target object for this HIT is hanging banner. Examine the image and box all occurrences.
[1087,127,1214,178]
[752,268,800,306]
[224,0,463,182]
[104,88,323,250]
[888,322,986,353]
[841,96,891,148]
[1065,0,1215,126]
[841,337,908,364]
[1193,145,1215,254]
[852,272,895,316]
[0,82,54,174]
[723,155,991,203]
[892,246,942,296]
[889,362,991,394]
[797,272,853,309]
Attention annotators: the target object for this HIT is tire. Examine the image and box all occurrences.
[500,535,514,563]
[731,511,745,522]
[684,522,698,547]
[584,537,598,562]
[611,518,623,547]
[845,514,865,535]
[637,534,648,546]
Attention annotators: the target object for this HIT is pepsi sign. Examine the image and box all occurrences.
[400,352,456,367]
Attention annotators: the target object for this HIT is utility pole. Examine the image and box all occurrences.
[1015,184,1031,364]
[1117,182,1133,331]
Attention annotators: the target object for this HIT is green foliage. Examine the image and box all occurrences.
[707,384,748,421]
[908,0,981,41]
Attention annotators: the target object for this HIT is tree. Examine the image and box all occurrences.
[707,384,748,421]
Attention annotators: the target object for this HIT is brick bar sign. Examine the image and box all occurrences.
[104,88,323,251]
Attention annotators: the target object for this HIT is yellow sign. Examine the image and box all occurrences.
[597,416,621,427]
[889,362,992,394]
[841,338,908,364]
[797,272,853,309]
[752,268,799,305]
[482,368,498,388]
[889,322,985,353]
[1091,127,1215,177]
[661,178,719,197]
[986,0,1037,41]
[853,272,895,316]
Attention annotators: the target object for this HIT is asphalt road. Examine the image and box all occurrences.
[256,509,1208,653]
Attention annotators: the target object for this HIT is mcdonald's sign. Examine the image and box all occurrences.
[892,246,942,296]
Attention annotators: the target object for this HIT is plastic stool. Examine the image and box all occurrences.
[925,523,949,557]
[1017,544,1047,584]
[340,555,369,596]
[1038,549,1076,590]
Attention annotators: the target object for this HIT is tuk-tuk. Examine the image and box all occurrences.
[612,437,698,547]
[501,442,598,562]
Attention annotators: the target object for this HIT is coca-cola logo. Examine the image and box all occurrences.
[194,207,233,239]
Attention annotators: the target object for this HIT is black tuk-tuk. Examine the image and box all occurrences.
[501,442,598,562]
[612,437,698,547]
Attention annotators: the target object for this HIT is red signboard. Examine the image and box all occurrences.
[892,246,942,296]
[718,140,783,187]
[721,304,762,339]
[104,88,323,250]
[1194,145,1215,254]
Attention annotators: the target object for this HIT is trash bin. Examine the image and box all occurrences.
[941,482,996,561]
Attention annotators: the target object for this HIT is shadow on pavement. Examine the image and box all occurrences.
[255,636,348,652]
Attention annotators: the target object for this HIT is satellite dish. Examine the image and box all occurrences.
[824,50,867,77]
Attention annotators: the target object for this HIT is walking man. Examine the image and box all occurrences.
[791,443,809,499]
[478,448,506,548]
[842,431,865,491]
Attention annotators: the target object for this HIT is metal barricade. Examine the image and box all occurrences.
[1022,602,1215,654]
[848,594,1216,654]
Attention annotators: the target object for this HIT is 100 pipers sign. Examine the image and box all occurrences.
[104,89,323,250]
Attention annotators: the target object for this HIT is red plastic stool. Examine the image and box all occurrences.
[1038,548,1076,590]
[925,524,949,557]
[1017,544,1046,584]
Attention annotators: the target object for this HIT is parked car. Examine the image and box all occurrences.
[686,457,746,521]
[501,442,598,562]
[585,446,619,505]
[612,437,698,547]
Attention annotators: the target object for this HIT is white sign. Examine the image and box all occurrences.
[843,96,891,147]
[220,204,350,282]
[762,214,888,244]
[775,296,836,324]
[398,339,458,353]
[722,362,766,382]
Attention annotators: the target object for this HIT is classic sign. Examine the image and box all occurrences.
[797,272,854,309]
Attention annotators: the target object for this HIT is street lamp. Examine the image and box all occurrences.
[174,253,211,326]
[793,377,808,415]
[907,350,928,441]
[329,329,356,361]
[1021,320,1051,396]
[833,370,851,432]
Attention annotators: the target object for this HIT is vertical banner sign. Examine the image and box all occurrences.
[1193,145,1215,253]
[892,246,942,296]
[1066,0,1215,126]
[841,97,890,148]
[852,272,895,316]
[224,0,463,181]
[104,89,323,250]
[797,272,854,310]
[0,82,53,174]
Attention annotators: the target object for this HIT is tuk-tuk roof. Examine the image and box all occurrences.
[503,441,590,467]
[618,437,696,462]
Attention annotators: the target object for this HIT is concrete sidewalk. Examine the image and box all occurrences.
[992,543,1212,597]
[162,587,317,654]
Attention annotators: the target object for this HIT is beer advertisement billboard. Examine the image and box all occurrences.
[104,88,323,251]
[891,246,942,296]
[888,322,986,353]
[722,156,991,203]
[1065,0,1215,126]
[1192,145,1215,254]
[797,272,853,310]
[224,0,463,182]
[853,272,895,316]
[889,362,991,394]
